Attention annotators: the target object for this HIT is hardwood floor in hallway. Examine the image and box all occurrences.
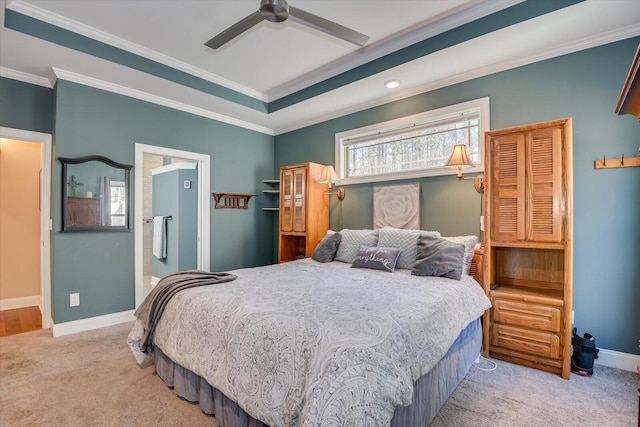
[0,306,42,337]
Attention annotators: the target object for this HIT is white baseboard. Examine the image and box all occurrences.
[0,295,42,310]
[52,310,136,337]
[595,348,640,372]
[151,276,160,286]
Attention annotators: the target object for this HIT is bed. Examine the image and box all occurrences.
[128,229,491,426]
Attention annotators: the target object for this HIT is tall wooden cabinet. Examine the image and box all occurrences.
[278,162,329,263]
[483,118,573,379]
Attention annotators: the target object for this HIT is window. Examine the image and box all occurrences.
[335,98,489,184]
[110,180,126,226]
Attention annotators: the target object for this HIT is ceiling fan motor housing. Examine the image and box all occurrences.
[261,0,289,22]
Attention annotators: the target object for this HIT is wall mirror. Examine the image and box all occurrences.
[59,155,133,231]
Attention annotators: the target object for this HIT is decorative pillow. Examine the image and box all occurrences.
[442,235,478,275]
[419,230,441,239]
[334,229,379,263]
[312,232,342,263]
[376,227,421,270]
[351,246,401,273]
[412,235,465,280]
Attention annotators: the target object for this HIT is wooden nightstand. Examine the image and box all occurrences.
[470,247,484,287]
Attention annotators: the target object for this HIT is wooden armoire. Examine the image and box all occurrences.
[278,162,329,263]
[483,118,573,379]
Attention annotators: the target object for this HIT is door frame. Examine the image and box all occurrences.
[0,127,52,329]
[133,143,210,308]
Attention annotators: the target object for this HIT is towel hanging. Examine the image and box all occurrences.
[152,216,169,259]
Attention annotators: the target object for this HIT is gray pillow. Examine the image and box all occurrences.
[335,229,379,263]
[376,227,421,270]
[351,246,401,273]
[412,234,465,280]
[442,235,478,275]
[312,232,342,263]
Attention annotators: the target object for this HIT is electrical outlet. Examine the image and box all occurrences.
[70,293,80,307]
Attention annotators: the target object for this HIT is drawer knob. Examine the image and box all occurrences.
[523,297,528,302]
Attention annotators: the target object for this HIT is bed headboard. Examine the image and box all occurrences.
[469,247,484,287]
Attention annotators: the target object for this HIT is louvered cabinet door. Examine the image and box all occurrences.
[280,169,294,232]
[491,134,526,242]
[526,127,563,242]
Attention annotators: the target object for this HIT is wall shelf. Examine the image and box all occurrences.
[212,193,256,209]
[261,178,280,212]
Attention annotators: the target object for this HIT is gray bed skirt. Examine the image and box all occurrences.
[153,318,482,427]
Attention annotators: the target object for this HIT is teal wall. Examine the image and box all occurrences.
[0,77,53,133]
[274,115,483,237]
[52,80,274,323]
[274,38,640,355]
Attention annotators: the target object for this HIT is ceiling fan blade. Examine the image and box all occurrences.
[288,6,369,47]
[204,10,264,50]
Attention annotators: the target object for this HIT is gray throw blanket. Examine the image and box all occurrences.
[134,270,237,354]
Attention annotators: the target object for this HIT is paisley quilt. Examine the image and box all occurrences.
[128,259,490,426]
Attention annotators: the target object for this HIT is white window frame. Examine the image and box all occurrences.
[334,97,489,185]
[109,179,126,226]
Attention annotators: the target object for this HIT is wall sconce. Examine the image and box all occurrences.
[444,144,484,193]
[318,165,346,200]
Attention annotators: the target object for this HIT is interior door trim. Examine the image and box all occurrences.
[133,143,210,308]
[0,126,52,330]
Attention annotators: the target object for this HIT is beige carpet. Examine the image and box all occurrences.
[0,322,638,426]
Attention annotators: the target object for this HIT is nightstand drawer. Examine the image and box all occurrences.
[492,299,561,333]
[491,324,560,359]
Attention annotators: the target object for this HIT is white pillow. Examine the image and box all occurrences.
[376,227,421,270]
[335,229,379,263]
[442,235,478,275]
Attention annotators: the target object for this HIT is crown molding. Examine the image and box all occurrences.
[50,67,274,136]
[272,25,640,135]
[7,0,268,102]
[0,66,52,87]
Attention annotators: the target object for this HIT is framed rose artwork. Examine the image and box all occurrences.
[373,182,420,229]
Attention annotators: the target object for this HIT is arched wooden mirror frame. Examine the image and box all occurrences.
[59,155,133,232]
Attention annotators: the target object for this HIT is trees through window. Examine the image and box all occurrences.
[335,98,488,184]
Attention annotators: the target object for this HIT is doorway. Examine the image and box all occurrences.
[134,143,210,308]
[0,127,52,331]
[141,155,197,295]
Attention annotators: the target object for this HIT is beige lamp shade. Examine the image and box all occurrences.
[445,144,474,179]
[318,165,346,200]
[318,165,340,187]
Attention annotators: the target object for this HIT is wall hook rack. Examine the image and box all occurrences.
[213,193,256,209]
[594,153,640,169]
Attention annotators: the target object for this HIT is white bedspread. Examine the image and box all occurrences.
[128,259,490,426]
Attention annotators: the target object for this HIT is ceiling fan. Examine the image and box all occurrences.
[204,0,370,50]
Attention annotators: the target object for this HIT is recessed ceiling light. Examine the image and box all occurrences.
[385,79,401,89]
